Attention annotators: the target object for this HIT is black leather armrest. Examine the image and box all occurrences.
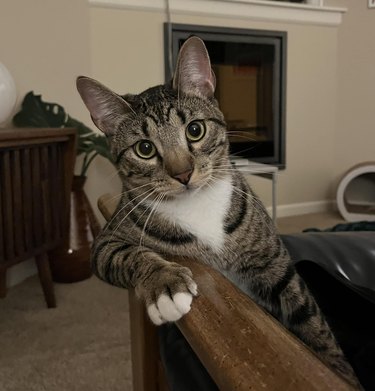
[281,232,375,303]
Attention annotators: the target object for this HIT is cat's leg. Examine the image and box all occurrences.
[246,261,361,388]
[277,269,359,387]
[91,239,197,324]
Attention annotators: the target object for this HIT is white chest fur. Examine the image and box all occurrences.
[156,177,233,251]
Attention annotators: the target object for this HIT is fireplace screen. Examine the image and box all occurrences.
[164,24,287,168]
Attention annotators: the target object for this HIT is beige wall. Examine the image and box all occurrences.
[327,0,375,191]
[1,1,374,220]
[0,0,91,121]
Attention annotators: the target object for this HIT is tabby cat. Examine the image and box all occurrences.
[77,37,359,388]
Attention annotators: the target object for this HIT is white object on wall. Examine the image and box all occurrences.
[369,0,375,9]
[336,163,375,222]
[0,62,17,127]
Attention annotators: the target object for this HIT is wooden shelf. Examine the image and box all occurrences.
[89,0,347,26]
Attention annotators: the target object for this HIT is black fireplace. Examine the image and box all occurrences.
[164,24,287,168]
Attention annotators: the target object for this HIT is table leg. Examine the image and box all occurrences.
[0,269,7,298]
[272,173,277,223]
[35,253,56,308]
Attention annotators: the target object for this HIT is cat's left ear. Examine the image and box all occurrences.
[76,76,132,135]
[173,36,216,98]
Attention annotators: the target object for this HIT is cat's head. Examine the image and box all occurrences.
[77,36,230,198]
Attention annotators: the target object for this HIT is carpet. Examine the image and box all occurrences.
[0,276,132,391]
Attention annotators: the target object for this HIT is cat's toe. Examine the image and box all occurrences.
[157,293,184,322]
[173,292,192,314]
[147,303,164,325]
[187,280,198,296]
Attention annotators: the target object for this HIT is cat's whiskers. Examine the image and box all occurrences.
[190,178,210,195]
[102,188,158,259]
[102,182,156,206]
[103,186,156,232]
[211,162,234,168]
[196,177,237,258]
[229,143,264,157]
[137,192,166,256]
[248,196,276,235]
[226,134,258,142]
[209,175,247,203]
[231,186,276,235]
[129,188,166,236]
[209,174,275,235]
[128,193,158,236]
[123,99,137,115]
[213,166,285,176]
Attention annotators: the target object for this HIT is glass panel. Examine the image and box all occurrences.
[172,26,285,167]
[204,40,275,159]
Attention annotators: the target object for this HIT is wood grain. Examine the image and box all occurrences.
[1,151,14,260]
[21,148,33,252]
[0,128,76,308]
[129,288,160,391]
[11,150,24,256]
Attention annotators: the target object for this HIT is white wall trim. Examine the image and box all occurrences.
[88,0,347,26]
[267,200,336,218]
[7,259,37,288]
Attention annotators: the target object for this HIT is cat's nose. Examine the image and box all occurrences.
[173,169,193,185]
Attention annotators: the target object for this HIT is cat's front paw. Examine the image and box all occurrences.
[136,263,198,325]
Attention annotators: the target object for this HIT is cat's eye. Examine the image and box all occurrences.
[186,121,205,142]
[134,140,156,159]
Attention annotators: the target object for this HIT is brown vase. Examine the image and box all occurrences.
[49,175,100,283]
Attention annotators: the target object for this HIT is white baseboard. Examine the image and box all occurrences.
[7,259,37,288]
[267,200,336,218]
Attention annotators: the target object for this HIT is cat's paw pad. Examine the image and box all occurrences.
[147,292,193,325]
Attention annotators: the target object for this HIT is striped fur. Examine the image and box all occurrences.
[77,37,360,388]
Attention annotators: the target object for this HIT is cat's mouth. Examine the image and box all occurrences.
[166,176,211,197]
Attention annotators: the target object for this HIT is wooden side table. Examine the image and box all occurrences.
[0,128,76,307]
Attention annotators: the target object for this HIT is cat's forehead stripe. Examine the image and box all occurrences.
[176,109,186,124]
[147,112,161,127]
[142,120,150,138]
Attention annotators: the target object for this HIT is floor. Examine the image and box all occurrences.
[0,276,132,391]
[277,211,345,234]
[0,212,345,391]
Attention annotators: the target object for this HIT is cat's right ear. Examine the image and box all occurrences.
[76,76,132,135]
[173,36,216,99]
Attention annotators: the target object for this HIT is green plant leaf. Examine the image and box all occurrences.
[12,91,116,176]
[90,134,115,163]
[13,91,67,128]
